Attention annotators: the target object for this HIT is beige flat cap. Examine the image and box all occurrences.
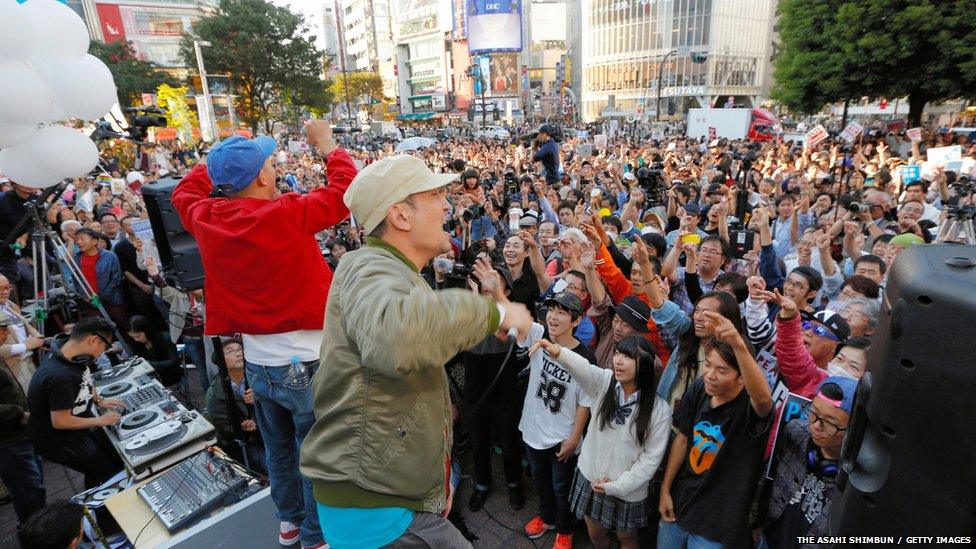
[344,155,459,233]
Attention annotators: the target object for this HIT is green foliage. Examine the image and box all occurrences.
[329,72,387,110]
[180,0,328,133]
[89,41,168,107]
[772,0,976,125]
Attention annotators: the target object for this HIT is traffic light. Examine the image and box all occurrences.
[690,52,708,64]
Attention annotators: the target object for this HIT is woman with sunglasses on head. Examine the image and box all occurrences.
[527,335,671,549]
[645,271,748,413]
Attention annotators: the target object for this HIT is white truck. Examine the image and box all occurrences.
[685,108,777,141]
[370,121,401,140]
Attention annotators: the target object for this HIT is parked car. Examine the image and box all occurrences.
[473,125,511,139]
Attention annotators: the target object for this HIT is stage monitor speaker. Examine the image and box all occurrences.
[830,244,976,540]
[142,178,204,291]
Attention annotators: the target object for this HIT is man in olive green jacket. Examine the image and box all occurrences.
[300,155,532,548]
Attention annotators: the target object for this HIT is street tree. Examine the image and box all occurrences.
[329,72,387,114]
[89,40,168,108]
[773,0,976,126]
[180,0,329,133]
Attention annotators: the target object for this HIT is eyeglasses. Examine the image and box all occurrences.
[698,247,723,257]
[565,283,587,294]
[94,333,113,349]
[784,279,809,291]
[806,404,847,436]
[801,320,839,342]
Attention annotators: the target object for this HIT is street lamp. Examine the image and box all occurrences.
[194,39,220,142]
[655,49,708,122]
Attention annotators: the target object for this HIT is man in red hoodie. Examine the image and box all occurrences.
[172,121,354,549]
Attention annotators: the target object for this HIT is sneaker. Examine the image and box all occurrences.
[468,488,489,512]
[279,521,300,546]
[524,516,555,539]
[553,533,573,549]
[508,484,525,511]
[302,543,329,549]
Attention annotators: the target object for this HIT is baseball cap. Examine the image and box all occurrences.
[813,310,851,342]
[889,233,924,249]
[345,155,459,233]
[206,135,278,193]
[518,210,539,227]
[613,296,651,333]
[816,376,858,414]
[682,203,701,217]
[544,292,584,316]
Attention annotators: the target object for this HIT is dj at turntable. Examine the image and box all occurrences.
[26,318,126,489]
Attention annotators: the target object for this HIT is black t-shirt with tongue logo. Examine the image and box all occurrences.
[671,378,771,547]
[26,353,97,452]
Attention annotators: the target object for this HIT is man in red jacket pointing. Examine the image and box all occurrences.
[173,121,354,549]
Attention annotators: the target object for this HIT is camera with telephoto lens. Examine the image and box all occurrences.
[636,164,666,206]
[846,202,866,214]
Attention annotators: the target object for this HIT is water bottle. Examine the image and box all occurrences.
[288,355,310,388]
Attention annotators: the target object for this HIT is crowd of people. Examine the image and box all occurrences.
[0,116,973,548]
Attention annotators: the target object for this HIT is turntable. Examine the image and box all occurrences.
[100,380,134,399]
[112,406,215,473]
[93,357,155,387]
[113,399,181,440]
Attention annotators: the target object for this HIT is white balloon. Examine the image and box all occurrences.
[40,57,118,121]
[0,121,39,149]
[81,54,113,81]
[28,125,99,179]
[0,143,62,188]
[21,0,89,63]
[0,61,52,125]
[0,2,37,61]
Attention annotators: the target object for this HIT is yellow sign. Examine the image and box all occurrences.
[528,69,543,79]
[565,58,572,82]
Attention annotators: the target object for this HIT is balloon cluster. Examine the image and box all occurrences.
[0,0,119,188]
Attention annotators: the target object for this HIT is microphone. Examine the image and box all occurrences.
[507,326,519,340]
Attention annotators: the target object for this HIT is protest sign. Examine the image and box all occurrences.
[900,165,921,184]
[132,219,162,268]
[838,122,863,143]
[288,140,310,153]
[906,127,922,143]
[594,134,608,151]
[926,145,961,166]
[766,392,813,479]
[803,124,829,148]
[576,143,593,157]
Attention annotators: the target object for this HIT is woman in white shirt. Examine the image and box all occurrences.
[529,335,671,549]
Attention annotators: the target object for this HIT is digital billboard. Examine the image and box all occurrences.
[466,0,522,53]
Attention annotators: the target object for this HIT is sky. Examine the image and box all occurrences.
[270,0,327,50]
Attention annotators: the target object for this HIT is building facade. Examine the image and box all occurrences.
[92,0,218,69]
[580,0,777,121]
[338,0,397,97]
[392,0,454,117]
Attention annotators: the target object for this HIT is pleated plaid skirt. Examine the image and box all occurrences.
[569,470,648,532]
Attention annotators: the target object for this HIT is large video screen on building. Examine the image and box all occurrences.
[466,0,522,53]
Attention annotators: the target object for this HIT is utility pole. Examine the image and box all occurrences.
[655,49,677,123]
[194,39,219,142]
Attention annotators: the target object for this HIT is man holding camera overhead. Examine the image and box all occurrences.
[532,125,562,185]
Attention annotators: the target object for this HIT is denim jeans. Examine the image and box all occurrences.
[525,443,576,534]
[657,519,724,549]
[0,440,46,523]
[246,360,322,546]
[39,430,122,489]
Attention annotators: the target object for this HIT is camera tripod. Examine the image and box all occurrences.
[6,183,132,356]
[936,207,975,245]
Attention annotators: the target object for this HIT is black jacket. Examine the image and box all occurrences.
[0,356,28,447]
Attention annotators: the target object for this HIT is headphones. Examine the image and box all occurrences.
[807,445,839,478]
[52,350,96,369]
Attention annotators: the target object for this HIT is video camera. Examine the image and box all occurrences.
[636,164,666,206]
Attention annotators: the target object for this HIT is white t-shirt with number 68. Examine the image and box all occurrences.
[518,323,593,451]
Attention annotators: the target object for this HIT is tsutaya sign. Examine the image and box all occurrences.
[662,85,707,97]
[596,0,663,14]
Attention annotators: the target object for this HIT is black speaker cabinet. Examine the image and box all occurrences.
[141,178,204,291]
[830,244,976,540]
